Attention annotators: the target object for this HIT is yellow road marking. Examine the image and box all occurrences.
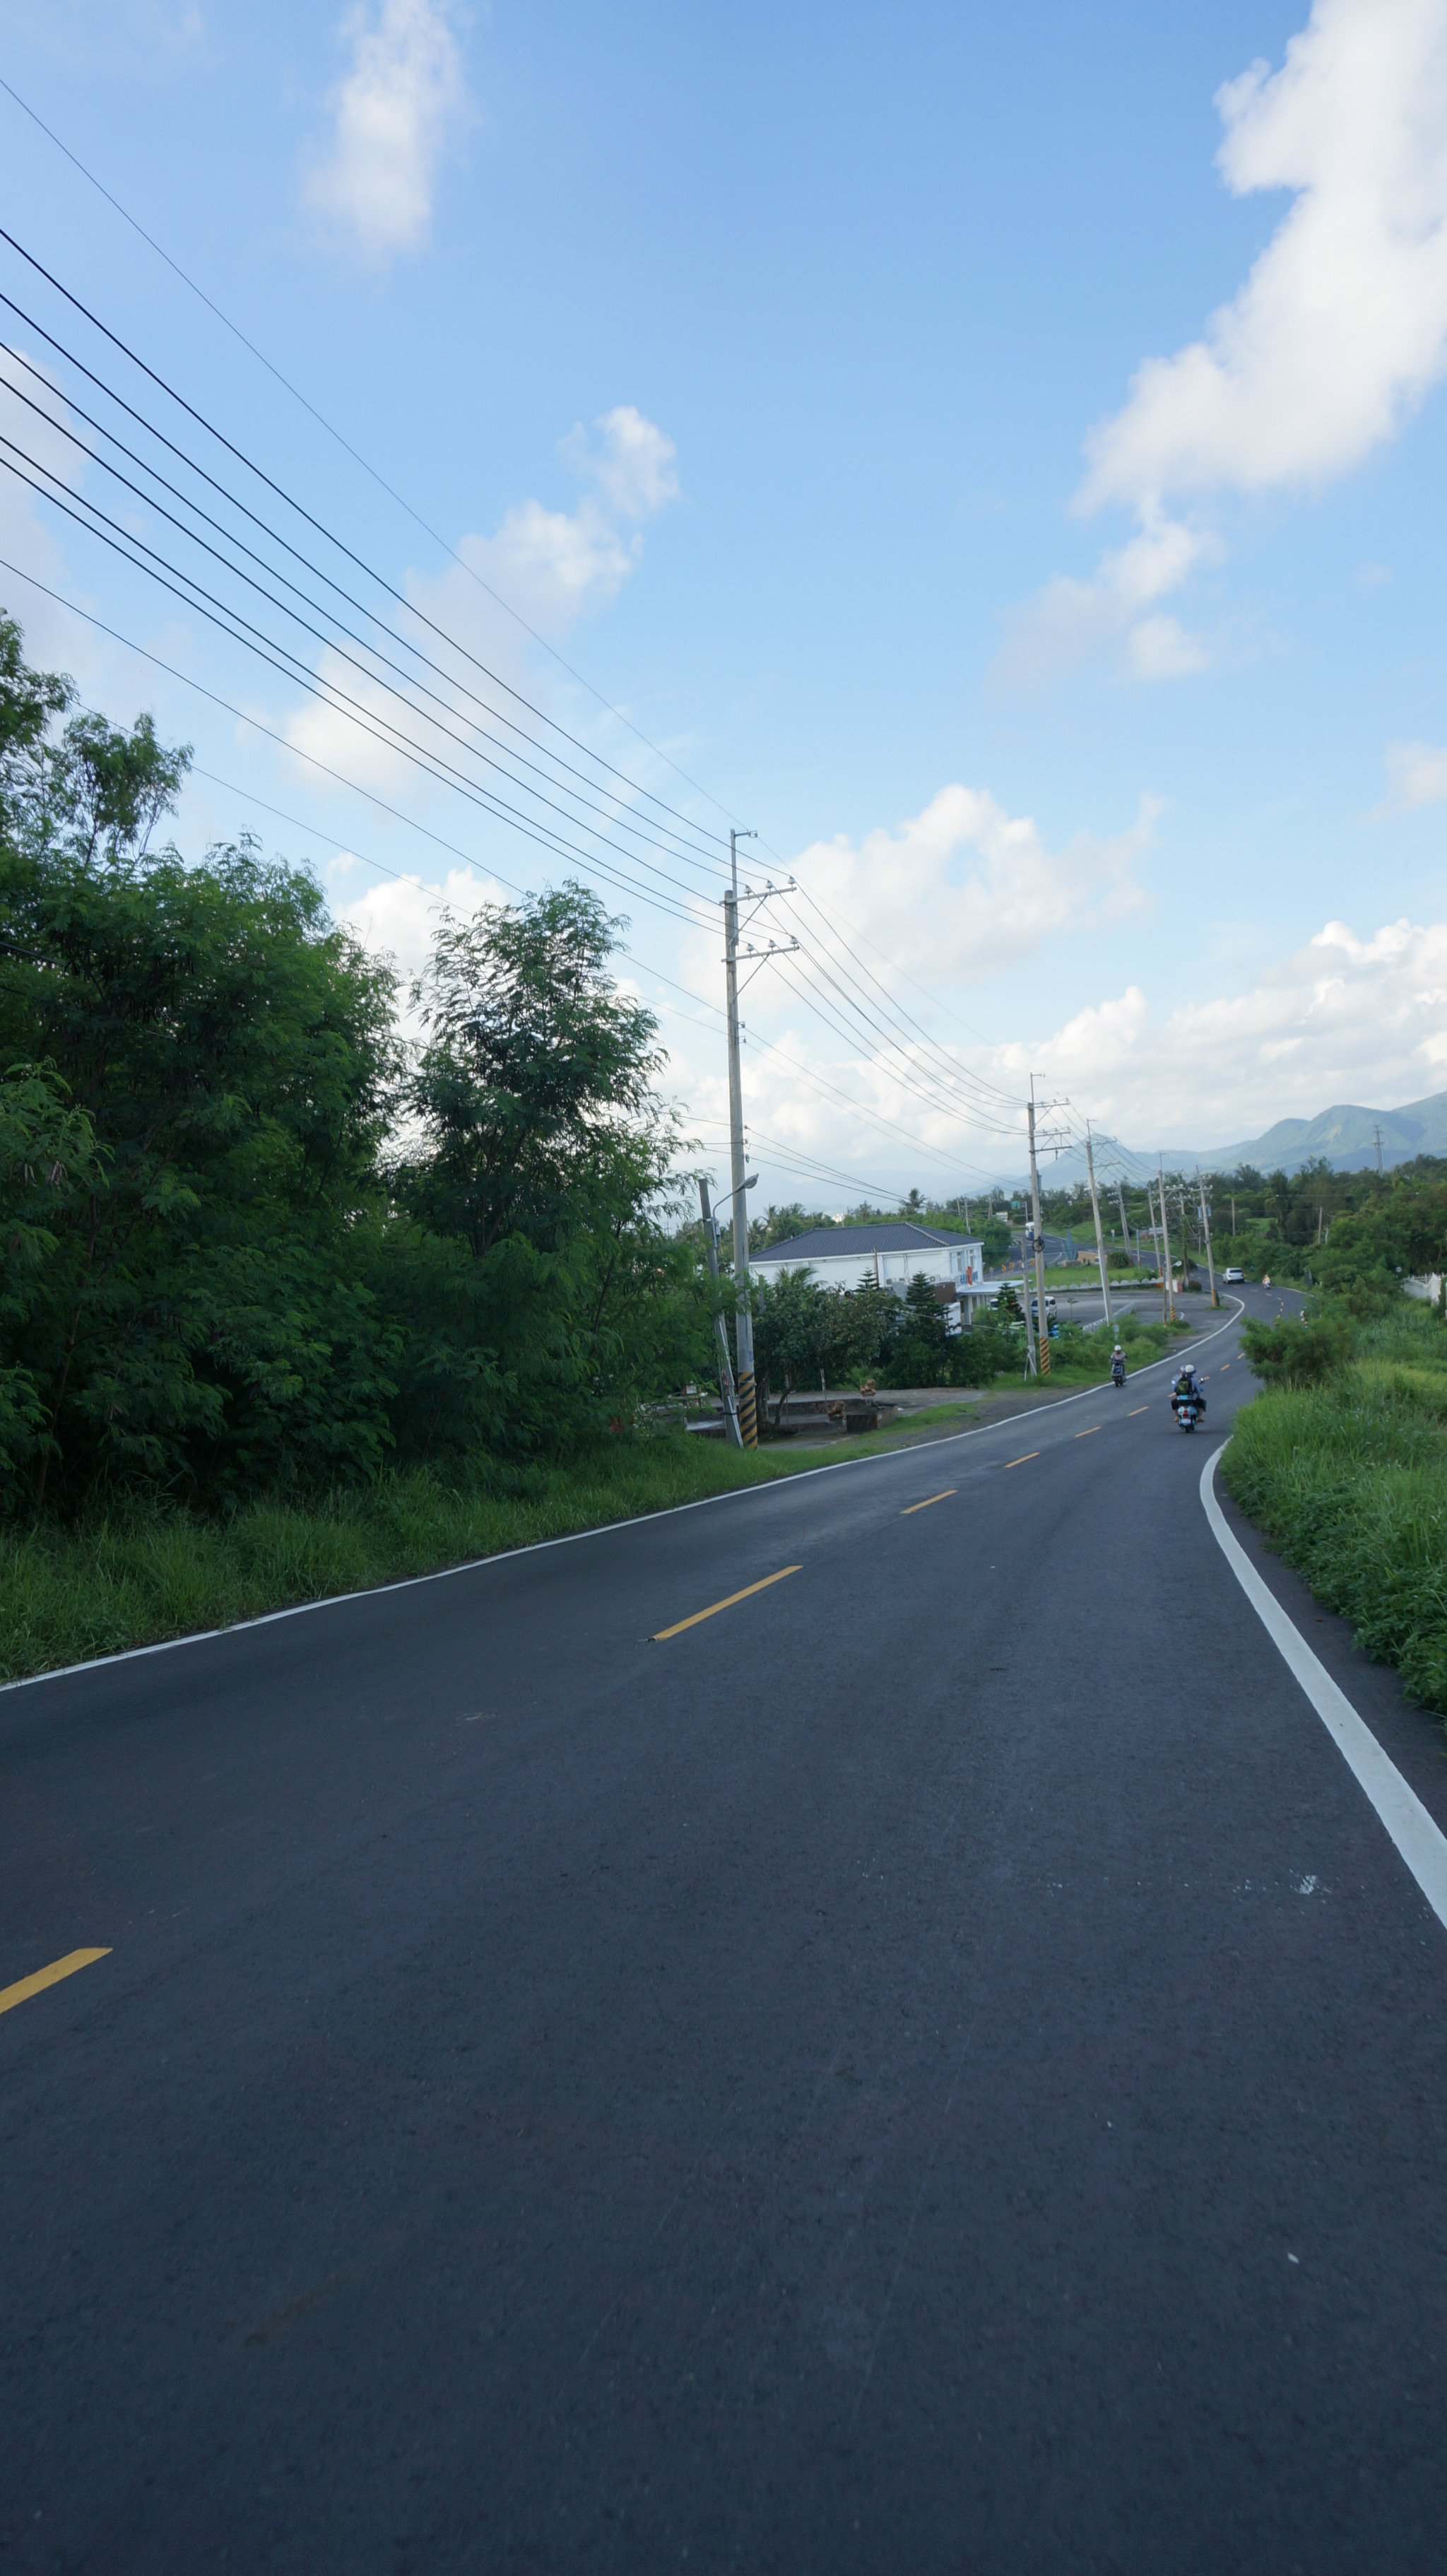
[1074,1425,1099,1438]
[1128,1406,1147,1416]
[0,1948,111,2016]
[652,1565,801,1641]
[1005,1452,1039,1469]
[902,1489,956,1515]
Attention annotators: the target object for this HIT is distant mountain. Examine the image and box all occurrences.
[1181,1090,1447,1176]
[1005,1089,1447,1194]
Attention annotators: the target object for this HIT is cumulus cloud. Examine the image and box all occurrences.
[789,782,1157,986]
[329,853,506,985]
[998,512,1217,688]
[561,407,681,521]
[998,915,1447,1143]
[1381,737,1447,809]
[284,406,678,787]
[305,0,468,261]
[695,907,1447,1196]
[1082,0,1447,512]
[1007,0,1447,687]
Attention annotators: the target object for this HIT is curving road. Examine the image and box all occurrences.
[4,1288,1447,2572]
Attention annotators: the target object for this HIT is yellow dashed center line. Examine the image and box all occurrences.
[652,1565,801,1641]
[1005,1452,1039,1469]
[1075,1425,1099,1438]
[1128,1406,1148,1416]
[0,1948,112,2016]
[902,1490,957,1515]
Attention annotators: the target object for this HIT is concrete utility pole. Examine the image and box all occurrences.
[697,1177,742,1445]
[1085,1125,1114,1333]
[1114,1180,1132,1269]
[724,829,759,1446]
[1156,1160,1176,1324]
[1027,1081,1051,1375]
[1374,1123,1383,1175]
[1197,1170,1219,1309]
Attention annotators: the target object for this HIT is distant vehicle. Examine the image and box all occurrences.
[1223,1266,1245,1284]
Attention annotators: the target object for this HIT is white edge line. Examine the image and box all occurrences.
[2,1300,1246,1698]
[1201,1442,1447,1935]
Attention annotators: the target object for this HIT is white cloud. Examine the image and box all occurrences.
[330,857,507,1016]
[1082,0,1447,512]
[1381,737,1447,808]
[999,512,1217,688]
[1008,0,1447,686]
[788,782,1157,986]
[1000,915,1447,1145]
[283,406,678,786]
[305,0,468,261]
[561,406,681,521]
[673,907,1447,1200]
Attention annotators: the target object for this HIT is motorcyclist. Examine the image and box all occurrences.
[1170,1361,1205,1419]
[1110,1343,1127,1387]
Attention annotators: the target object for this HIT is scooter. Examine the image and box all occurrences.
[1173,1392,1200,1433]
[1110,1357,1126,1387]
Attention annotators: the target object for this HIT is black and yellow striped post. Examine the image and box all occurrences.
[736,1368,758,1447]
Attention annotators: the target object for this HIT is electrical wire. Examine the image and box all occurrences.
[0,224,733,857]
[0,326,728,883]
[0,449,714,930]
[0,73,745,828]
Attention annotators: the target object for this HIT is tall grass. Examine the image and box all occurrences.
[1222,1304,1447,1715]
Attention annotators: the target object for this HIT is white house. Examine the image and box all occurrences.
[749,1221,992,1319]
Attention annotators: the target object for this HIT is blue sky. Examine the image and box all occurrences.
[3,0,1447,1201]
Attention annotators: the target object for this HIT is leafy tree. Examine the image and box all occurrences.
[0,625,403,1509]
[391,883,709,1452]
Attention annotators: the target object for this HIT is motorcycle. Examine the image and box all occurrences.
[1110,1357,1126,1387]
[1172,1390,1201,1433]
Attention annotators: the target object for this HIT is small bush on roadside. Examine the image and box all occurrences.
[1239,1311,1352,1387]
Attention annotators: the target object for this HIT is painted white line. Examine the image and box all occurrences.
[1201,1445,1447,1935]
[2,1304,1247,1699]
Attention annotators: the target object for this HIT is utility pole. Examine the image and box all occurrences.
[1114,1180,1132,1269]
[1198,1169,1219,1308]
[1027,1081,1051,1375]
[724,828,759,1446]
[1085,1124,1114,1333]
[1157,1160,1175,1324]
[697,1178,742,1445]
[1374,1122,1383,1175]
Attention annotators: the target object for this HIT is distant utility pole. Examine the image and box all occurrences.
[1156,1160,1176,1324]
[1374,1122,1384,1174]
[1027,1081,1051,1375]
[724,829,759,1446]
[1197,1169,1219,1309]
[1111,1180,1132,1268]
[1085,1124,1114,1332]
[697,1178,742,1445]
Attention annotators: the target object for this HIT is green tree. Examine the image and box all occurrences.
[392,883,707,1452]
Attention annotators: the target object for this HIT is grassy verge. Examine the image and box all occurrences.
[0,1314,1205,1688]
[1220,1304,1447,1717]
[0,1404,1003,1686]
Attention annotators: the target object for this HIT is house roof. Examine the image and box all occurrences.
[752,1223,975,1263]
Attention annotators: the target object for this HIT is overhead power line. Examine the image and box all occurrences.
[0,447,713,930]
[0,72,745,829]
[0,223,731,861]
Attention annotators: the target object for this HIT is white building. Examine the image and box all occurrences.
[749,1221,992,1319]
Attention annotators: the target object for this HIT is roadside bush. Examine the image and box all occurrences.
[1224,1295,1447,1717]
[1239,1311,1352,1387]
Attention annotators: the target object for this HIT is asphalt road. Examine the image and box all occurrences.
[5,1288,1447,2573]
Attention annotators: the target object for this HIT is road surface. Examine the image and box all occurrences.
[4,1287,1447,2572]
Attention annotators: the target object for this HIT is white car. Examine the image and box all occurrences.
[1223,1266,1245,1284]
